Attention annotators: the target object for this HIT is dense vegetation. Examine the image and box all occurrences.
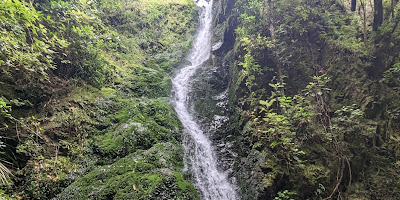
[0,0,199,199]
[211,0,400,199]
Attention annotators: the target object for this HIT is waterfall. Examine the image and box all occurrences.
[171,0,237,199]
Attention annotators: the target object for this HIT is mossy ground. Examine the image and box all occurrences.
[56,142,199,200]
[0,0,199,199]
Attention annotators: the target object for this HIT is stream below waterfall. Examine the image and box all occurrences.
[171,0,238,199]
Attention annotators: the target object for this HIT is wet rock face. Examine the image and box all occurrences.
[209,0,269,199]
[172,1,238,199]
[212,0,237,56]
[213,17,237,56]
[180,0,241,195]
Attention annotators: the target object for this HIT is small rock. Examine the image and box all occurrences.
[159,168,173,176]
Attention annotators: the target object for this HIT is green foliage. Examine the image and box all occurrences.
[0,0,197,199]
[44,0,120,87]
[304,75,331,97]
[0,190,14,200]
[303,74,332,138]
[235,13,257,38]
[274,190,296,200]
[16,156,78,199]
[228,0,400,199]
[0,0,67,77]
[321,12,367,54]
[0,162,12,186]
[251,79,313,170]
[0,99,12,186]
[76,45,115,87]
[0,98,11,119]
[234,0,264,23]
[238,52,262,90]
[98,0,196,59]
[332,104,375,140]
[383,62,400,88]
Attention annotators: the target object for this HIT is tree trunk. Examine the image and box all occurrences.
[373,0,383,31]
[351,0,357,11]
[361,1,368,47]
[391,0,395,19]
[266,0,275,40]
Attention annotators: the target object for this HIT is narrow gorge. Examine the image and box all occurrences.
[172,0,237,199]
[1,0,400,199]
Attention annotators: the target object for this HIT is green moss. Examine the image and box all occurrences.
[173,171,199,200]
[92,97,182,157]
[56,142,199,200]
[68,85,101,103]
[100,88,117,98]
[94,131,124,155]
[300,164,330,185]
[111,99,140,123]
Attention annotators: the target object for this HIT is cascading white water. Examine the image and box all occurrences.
[171,0,237,199]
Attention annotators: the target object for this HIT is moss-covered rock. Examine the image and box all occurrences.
[92,98,182,157]
[55,142,199,200]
